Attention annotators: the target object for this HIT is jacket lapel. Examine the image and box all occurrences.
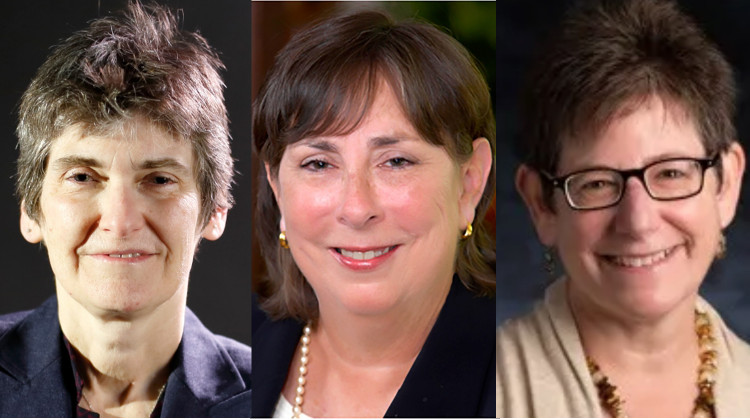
[0,297,75,417]
[385,278,496,417]
[161,309,251,417]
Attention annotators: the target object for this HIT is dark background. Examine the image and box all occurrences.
[0,0,251,345]
[497,1,750,339]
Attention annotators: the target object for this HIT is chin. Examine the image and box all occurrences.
[614,286,698,321]
[330,286,403,316]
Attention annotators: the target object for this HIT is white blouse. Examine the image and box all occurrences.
[272,394,314,419]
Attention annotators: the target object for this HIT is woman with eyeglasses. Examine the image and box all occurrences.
[497,0,750,417]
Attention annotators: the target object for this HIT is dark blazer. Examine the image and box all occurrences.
[252,276,495,417]
[0,297,251,417]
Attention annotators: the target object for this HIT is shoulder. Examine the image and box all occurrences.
[698,299,750,416]
[212,334,252,379]
[496,289,598,417]
[251,316,304,417]
[0,309,33,337]
[181,310,251,380]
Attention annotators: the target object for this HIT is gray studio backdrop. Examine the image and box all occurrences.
[0,0,251,345]
[497,1,750,339]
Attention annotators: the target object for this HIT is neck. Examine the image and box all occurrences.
[567,281,699,372]
[56,282,185,417]
[314,278,451,367]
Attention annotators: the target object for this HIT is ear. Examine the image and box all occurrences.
[515,164,558,246]
[201,207,228,241]
[458,138,493,228]
[716,141,745,229]
[20,203,43,244]
[265,162,286,232]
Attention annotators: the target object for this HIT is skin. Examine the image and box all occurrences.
[267,80,492,417]
[20,116,227,417]
[517,95,745,416]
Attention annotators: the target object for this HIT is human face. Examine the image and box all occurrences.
[269,82,470,317]
[23,117,215,316]
[550,97,733,320]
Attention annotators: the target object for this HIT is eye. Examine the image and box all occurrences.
[146,174,177,185]
[580,179,616,190]
[656,168,686,179]
[383,157,414,168]
[66,171,95,183]
[301,159,332,171]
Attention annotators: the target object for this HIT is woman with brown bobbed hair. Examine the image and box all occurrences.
[498,0,750,416]
[252,10,496,418]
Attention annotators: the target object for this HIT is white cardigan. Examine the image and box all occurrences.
[496,279,750,417]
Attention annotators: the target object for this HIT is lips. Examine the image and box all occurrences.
[83,249,156,262]
[108,252,143,258]
[337,246,394,261]
[602,246,679,268]
[331,245,398,270]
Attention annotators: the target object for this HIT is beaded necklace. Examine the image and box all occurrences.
[291,324,312,418]
[586,309,717,418]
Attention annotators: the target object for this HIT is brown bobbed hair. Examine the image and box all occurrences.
[520,0,736,209]
[253,10,496,321]
[16,1,233,228]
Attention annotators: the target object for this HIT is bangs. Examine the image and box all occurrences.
[281,58,386,148]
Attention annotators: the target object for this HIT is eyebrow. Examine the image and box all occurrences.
[297,135,406,152]
[50,156,191,173]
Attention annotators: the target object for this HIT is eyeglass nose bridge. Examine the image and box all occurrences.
[609,166,657,205]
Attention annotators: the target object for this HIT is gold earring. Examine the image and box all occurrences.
[716,233,727,259]
[462,223,473,239]
[279,231,289,249]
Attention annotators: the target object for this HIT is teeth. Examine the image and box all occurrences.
[109,253,142,258]
[340,246,392,260]
[610,248,671,268]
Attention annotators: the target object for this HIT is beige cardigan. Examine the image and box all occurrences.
[496,279,750,417]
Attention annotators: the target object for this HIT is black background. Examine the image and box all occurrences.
[497,1,750,339]
[0,0,251,345]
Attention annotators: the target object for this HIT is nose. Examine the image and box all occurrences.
[612,176,659,237]
[336,171,382,229]
[98,182,145,237]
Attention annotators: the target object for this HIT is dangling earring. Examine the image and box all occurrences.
[544,247,556,280]
[716,233,727,259]
[462,223,473,239]
[279,231,289,249]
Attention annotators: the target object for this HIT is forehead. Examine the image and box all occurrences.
[47,118,195,168]
[559,96,705,172]
[289,78,421,146]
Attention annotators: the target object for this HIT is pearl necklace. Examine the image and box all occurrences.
[292,323,312,418]
[586,309,717,418]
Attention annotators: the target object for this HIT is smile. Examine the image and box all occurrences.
[604,246,679,268]
[108,253,142,258]
[331,245,399,271]
[336,246,394,261]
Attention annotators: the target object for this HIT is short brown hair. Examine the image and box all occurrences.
[16,1,233,227]
[521,0,736,207]
[254,10,496,321]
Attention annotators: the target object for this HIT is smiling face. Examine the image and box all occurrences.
[527,96,743,321]
[268,81,476,316]
[22,117,224,317]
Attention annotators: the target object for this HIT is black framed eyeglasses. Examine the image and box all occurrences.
[542,155,718,210]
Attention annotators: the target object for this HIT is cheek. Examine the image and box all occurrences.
[557,212,608,253]
[383,176,459,235]
[39,193,94,249]
[279,180,339,237]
